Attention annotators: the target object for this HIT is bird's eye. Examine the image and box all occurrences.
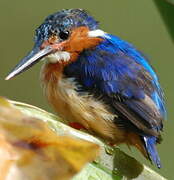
[59,30,70,40]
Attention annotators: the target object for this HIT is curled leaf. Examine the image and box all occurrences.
[0,97,99,180]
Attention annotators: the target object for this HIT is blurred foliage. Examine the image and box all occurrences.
[0,97,99,180]
[165,0,174,5]
[154,0,174,42]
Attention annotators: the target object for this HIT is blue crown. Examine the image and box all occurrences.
[35,9,99,44]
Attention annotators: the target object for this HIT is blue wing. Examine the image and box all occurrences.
[64,34,166,167]
[104,34,166,118]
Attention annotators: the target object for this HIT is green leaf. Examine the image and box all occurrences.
[154,0,174,42]
[10,100,167,180]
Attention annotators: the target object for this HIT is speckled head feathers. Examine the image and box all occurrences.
[35,9,99,44]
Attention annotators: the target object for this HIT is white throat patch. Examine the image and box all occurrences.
[43,51,70,64]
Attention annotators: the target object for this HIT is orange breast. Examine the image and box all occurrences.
[41,63,127,143]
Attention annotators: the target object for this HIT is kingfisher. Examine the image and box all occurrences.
[6,9,166,168]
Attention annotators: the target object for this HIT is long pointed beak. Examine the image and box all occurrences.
[5,45,54,80]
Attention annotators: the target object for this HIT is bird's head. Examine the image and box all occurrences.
[6,9,105,80]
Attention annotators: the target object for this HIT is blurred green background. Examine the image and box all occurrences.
[0,0,173,179]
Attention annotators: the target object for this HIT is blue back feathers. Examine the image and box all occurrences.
[64,33,166,167]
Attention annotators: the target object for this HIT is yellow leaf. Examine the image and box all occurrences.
[0,97,99,180]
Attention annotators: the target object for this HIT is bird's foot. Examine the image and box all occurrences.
[68,122,86,130]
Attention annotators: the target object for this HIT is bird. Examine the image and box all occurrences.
[6,8,166,168]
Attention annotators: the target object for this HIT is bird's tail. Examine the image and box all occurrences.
[142,136,161,168]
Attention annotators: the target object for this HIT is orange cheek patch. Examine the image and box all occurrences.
[63,27,103,61]
[41,27,103,66]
